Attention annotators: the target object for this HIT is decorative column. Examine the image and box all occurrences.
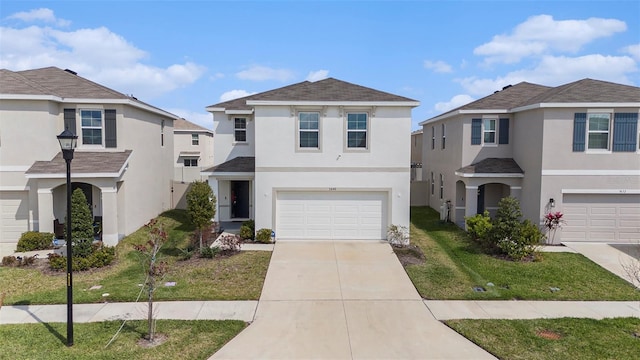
[36,188,54,233]
[100,187,118,246]
[464,185,478,229]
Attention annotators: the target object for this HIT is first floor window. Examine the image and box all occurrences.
[81,110,102,145]
[347,113,367,148]
[234,118,247,142]
[299,112,319,148]
[191,133,199,145]
[441,123,446,149]
[184,158,198,167]
[483,119,496,144]
[588,113,610,150]
[430,172,435,195]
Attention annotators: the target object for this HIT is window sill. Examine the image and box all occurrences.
[585,150,612,154]
[233,142,249,146]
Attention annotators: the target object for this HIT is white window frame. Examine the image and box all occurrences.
[80,109,104,147]
[430,172,435,195]
[234,117,247,143]
[483,118,497,145]
[441,123,446,149]
[439,174,444,200]
[345,112,368,150]
[431,126,435,149]
[191,133,199,146]
[184,158,198,167]
[297,111,321,150]
[161,120,165,147]
[586,112,611,151]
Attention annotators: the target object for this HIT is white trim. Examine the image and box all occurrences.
[0,166,30,172]
[0,95,177,118]
[101,187,117,193]
[510,186,522,190]
[455,172,524,178]
[225,109,254,115]
[562,189,640,194]
[0,186,30,191]
[205,172,255,178]
[542,169,640,176]
[37,188,52,194]
[246,100,420,107]
[454,206,465,210]
[512,102,640,112]
[465,186,479,190]
[174,129,214,135]
[26,172,122,179]
[419,109,509,125]
[255,167,408,173]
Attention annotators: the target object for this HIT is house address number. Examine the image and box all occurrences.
[329,187,337,191]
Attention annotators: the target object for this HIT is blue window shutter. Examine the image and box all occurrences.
[613,113,638,152]
[499,118,509,144]
[63,108,76,135]
[105,109,117,148]
[573,113,586,152]
[471,119,482,145]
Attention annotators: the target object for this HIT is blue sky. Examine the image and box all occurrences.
[1,1,638,130]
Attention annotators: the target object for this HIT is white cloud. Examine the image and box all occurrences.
[0,17,206,100]
[434,94,475,112]
[7,8,70,27]
[475,15,627,64]
[305,69,329,82]
[168,108,213,130]
[236,65,295,82]
[209,72,225,81]
[423,60,452,73]
[459,54,637,96]
[622,44,640,61]
[219,90,256,102]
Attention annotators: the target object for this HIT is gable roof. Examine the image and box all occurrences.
[25,150,132,178]
[207,78,419,111]
[0,67,177,118]
[455,158,524,177]
[174,118,213,133]
[202,156,255,174]
[421,78,640,125]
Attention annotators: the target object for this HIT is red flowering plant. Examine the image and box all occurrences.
[543,211,565,245]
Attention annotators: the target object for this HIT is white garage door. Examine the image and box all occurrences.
[276,191,386,240]
[0,191,30,243]
[562,194,640,242]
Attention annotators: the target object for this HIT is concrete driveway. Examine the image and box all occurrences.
[210,241,495,359]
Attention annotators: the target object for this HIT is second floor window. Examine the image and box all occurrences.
[81,110,102,145]
[431,126,435,149]
[483,119,496,144]
[234,118,247,142]
[299,112,319,148]
[192,133,199,145]
[587,113,610,150]
[441,123,446,149]
[347,113,367,148]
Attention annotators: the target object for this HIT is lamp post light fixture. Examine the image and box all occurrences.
[57,129,77,347]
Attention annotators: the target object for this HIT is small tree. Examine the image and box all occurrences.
[186,181,216,251]
[70,188,94,258]
[135,219,168,342]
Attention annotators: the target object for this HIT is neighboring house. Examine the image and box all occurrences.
[0,67,176,252]
[173,118,214,183]
[410,129,423,181]
[420,78,640,243]
[203,78,419,241]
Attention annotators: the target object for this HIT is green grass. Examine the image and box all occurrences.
[407,207,640,300]
[0,320,245,360]
[0,210,271,305]
[446,317,640,360]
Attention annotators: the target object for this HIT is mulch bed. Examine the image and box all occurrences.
[392,244,426,267]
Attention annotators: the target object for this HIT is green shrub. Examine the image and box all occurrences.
[200,246,220,259]
[16,231,54,252]
[48,253,65,270]
[88,246,116,268]
[255,228,272,244]
[70,188,95,258]
[465,211,493,249]
[48,246,115,271]
[239,225,254,240]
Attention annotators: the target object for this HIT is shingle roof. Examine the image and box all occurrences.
[26,150,132,175]
[522,78,640,104]
[456,158,523,175]
[174,118,212,132]
[204,156,255,173]
[208,78,418,110]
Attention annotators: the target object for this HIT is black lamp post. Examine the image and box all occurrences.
[57,129,77,347]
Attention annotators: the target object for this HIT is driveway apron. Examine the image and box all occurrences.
[210,241,495,359]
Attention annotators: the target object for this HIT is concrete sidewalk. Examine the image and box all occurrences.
[0,301,257,324]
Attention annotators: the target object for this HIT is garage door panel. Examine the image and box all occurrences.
[563,194,640,243]
[277,191,386,240]
[0,191,30,243]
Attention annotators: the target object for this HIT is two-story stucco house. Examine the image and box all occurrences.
[173,118,214,183]
[203,78,419,241]
[420,78,640,243]
[0,67,176,253]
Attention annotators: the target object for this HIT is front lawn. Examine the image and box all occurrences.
[406,207,639,300]
[446,317,640,360]
[0,210,271,305]
[0,320,245,360]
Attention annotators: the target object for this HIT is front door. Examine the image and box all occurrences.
[231,181,250,219]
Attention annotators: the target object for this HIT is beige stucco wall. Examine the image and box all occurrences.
[212,112,255,166]
[173,129,214,182]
